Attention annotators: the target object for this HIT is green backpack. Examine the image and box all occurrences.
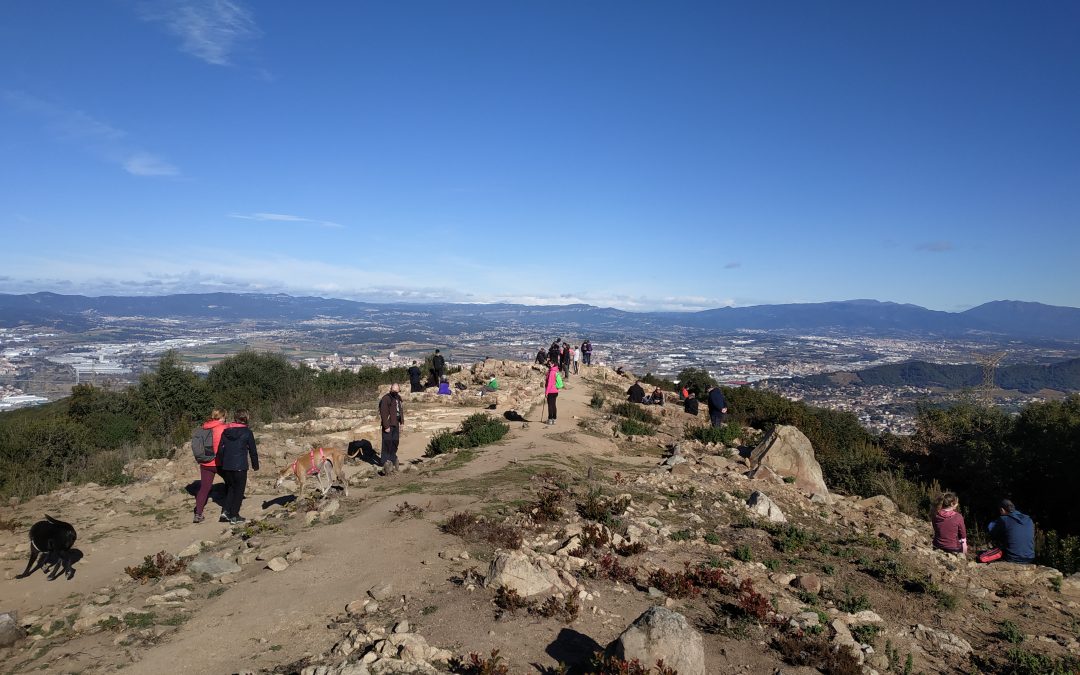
[555,372,564,389]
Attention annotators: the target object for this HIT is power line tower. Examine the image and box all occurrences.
[974,351,1007,406]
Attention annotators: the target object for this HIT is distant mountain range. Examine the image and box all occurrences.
[797,357,1080,394]
[1,292,1079,341]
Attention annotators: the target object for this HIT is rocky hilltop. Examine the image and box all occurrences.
[1,361,1078,674]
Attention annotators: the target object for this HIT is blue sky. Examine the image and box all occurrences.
[1,1,1078,311]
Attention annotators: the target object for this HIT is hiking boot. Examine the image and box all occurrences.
[193,513,205,524]
[228,515,247,524]
[219,514,231,523]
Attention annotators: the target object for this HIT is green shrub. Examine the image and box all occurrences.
[590,392,606,409]
[619,418,656,436]
[1000,619,1024,644]
[610,402,660,426]
[675,368,717,397]
[1004,647,1080,675]
[685,422,741,445]
[733,545,753,562]
[425,414,509,456]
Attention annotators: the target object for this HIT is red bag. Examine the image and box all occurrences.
[976,548,1002,563]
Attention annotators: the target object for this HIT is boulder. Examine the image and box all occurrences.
[188,555,242,579]
[367,582,395,601]
[746,464,784,484]
[749,425,828,495]
[858,495,898,513]
[913,624,973,657]
[794,574,822,595]
[266,557,289,572]
[746,491,787,524]
[0,611,25,648]
[608,606,705,675]
[484,550,567,597]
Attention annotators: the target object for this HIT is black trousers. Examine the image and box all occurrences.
[381,427,400,467]
[219,469,248,517]
[410,380,423,392]
[709,411,727,428]
[547,393,558,420]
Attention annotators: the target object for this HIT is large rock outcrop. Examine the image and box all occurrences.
[749,425,828,495]
[608,606,705,675]
[484,550,568,597]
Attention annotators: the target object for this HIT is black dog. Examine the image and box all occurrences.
[16,515,78,580]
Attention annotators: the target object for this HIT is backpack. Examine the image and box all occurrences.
[555,372,564,389]
[191,427,216,464]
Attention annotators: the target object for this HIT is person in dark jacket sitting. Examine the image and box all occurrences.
[988,499,1035,563]
[627,381,645,404]
[683,392,699,416]
[216,409,259,524]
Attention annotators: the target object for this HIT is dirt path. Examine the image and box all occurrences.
[123,369,631,674]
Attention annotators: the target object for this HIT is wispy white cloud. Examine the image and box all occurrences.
[0,250,736,311]
[230,212,345,229]
[724,262,741,269]
[123,152,180,177]
[140,0,260,66]
[915,240,955,253]
[2,90,180,178]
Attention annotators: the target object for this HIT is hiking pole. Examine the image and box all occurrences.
[539,393,547,423]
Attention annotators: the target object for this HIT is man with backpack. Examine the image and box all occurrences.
[191,408,229,524]
[544,362,562,425]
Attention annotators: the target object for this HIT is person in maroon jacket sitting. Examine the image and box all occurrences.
[932,492,967,554]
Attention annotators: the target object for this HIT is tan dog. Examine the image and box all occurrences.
[276,446,349,498]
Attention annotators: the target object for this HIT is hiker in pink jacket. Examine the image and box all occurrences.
[932,492,967,554]
[544,363,560,425]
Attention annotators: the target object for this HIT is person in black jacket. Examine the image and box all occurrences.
[407,361,423,392]
[707,387,728,427]
[627,381,645,404]
[432,350,446,383]
[683,392,699,416]
[216,409,259,524]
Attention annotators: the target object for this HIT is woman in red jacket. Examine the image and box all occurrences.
[193,409,228,523]
[932,492,967,554]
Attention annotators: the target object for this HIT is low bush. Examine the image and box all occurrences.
[772,631,863,675]
[426,414,509,456]
[450,649,510,675]
[593,554,639,584]
[1004,648,1080,675]
[609,402,660,426]
[685,422,741,445]
[585,653,678,675]
[124,551,186,583]
[618,419,655,436]
[590,392,606,409]
[577,489,630,526]
[440,513,522,549]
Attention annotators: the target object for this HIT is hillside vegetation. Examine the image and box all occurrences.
[3,357,1079,573]
[0,351,402,499]
[798,357,1080,393]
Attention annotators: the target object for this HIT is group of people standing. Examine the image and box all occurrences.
[536,338,592,375]
[192,409,260,524]
[538,338,591,425]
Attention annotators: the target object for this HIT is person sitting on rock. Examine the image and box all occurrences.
[987,499,1035,564]
[627,380,645,404]
[931,492,967,555]
[535,348,548,365]
[683,392,699,416]
[649,387,665,406]
[437,378,452,395]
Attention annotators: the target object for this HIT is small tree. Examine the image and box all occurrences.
[676,368,717,397]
